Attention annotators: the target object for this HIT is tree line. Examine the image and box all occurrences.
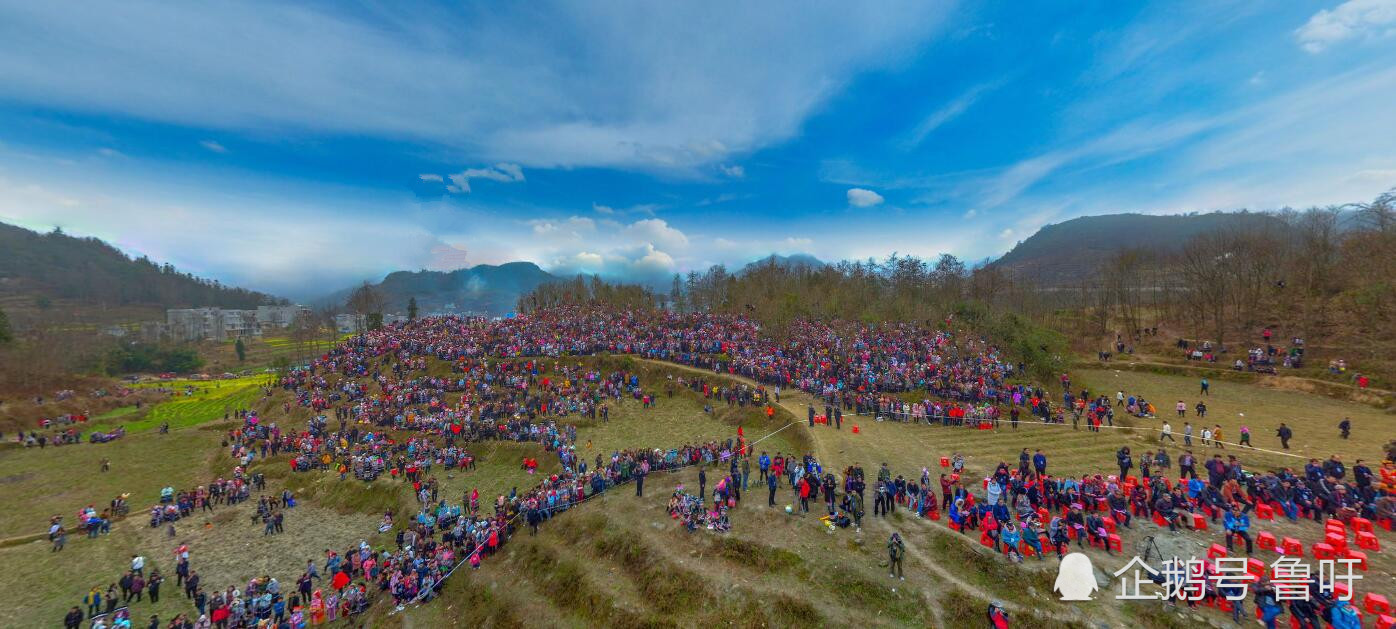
[1081,191,1396,352]
[0,222,282,309]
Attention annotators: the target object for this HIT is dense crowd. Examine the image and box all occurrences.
[57,310,1393,628]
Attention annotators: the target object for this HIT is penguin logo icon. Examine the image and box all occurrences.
[1054,552,1099,601]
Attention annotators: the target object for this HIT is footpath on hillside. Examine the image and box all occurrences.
[638,358,1109,627]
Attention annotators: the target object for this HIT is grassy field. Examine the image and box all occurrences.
[197,334,349,373]
[1075,368,1395,467]
[4,352,1393,628]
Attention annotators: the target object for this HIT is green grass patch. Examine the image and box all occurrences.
[134,384,263,431]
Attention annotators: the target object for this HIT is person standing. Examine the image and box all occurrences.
[1161,421,1175,443]
[1200,378,1209,396]
[147,571,163,604]
[1183,422,1193,447]
[1276,423,1293,449]
[807,405,815,427]
[1338,417,1351,439]
[64,607,84,629]
[766,470,777,507]
[698,468,706,500]
[887,532,905,580]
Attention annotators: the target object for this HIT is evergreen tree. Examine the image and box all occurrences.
[408,296,419,321]
[0,307,12,345]
[234,338,247,362]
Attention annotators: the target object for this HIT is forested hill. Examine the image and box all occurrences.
[0,221,281,308]
[320,262,557,316]
[991,211,1287,285]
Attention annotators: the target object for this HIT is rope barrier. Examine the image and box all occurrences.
[862,410,1307,460]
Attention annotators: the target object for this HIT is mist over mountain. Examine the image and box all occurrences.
[316,262,557,316]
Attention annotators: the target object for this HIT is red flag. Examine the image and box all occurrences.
[737,426,744,436]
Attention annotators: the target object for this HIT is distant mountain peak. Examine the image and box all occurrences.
[741,253,825,274]
[318,261,556,316]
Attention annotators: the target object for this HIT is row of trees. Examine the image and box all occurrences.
[1082,192,1396,351]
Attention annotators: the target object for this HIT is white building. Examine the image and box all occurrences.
[158,304,310,341]
[256,305,312,329]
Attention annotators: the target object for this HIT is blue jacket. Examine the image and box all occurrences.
[1224,511,1249,533]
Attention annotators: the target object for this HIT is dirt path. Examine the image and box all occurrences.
[638,359,1096,625]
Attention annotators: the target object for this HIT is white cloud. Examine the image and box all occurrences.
[781,237,813,249]
[963,208,977,218]
[591,203,616,214]
[97,147,125,158]
[200,140,227,153]
[998,228,1014,238]
[419,173,443,182]
[622,218,689,250]
[444,163,525,194]
[1296,0,1396,53]
[0,2,953,171]
[719,164,745,178]
[846,187,884,207]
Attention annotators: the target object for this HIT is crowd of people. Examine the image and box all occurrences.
[56,309,1392,628]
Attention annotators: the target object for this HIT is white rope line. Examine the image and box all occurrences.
[860,411,1308,460]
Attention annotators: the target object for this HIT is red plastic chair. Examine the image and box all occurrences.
[1356,531,1381,551]
[1207,543,1228,559]
[1255,502,1274,520]
[1366,593,1392,615]
[1313,543,1338,560]
[1281,537,1304,556]
[1345,549,1368,571]
[1190,512,1208,530]
[1257,531,1278,551]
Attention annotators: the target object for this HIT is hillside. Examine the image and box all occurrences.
[991,211,1287,285]
[319,262,557,316]
[0,221,282,320]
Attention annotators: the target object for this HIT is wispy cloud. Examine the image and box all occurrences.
[441,163,525,194]
[199,140,227,153]
[901,79,1005,148]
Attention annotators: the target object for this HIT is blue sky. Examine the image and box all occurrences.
[1,0,1394,298]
